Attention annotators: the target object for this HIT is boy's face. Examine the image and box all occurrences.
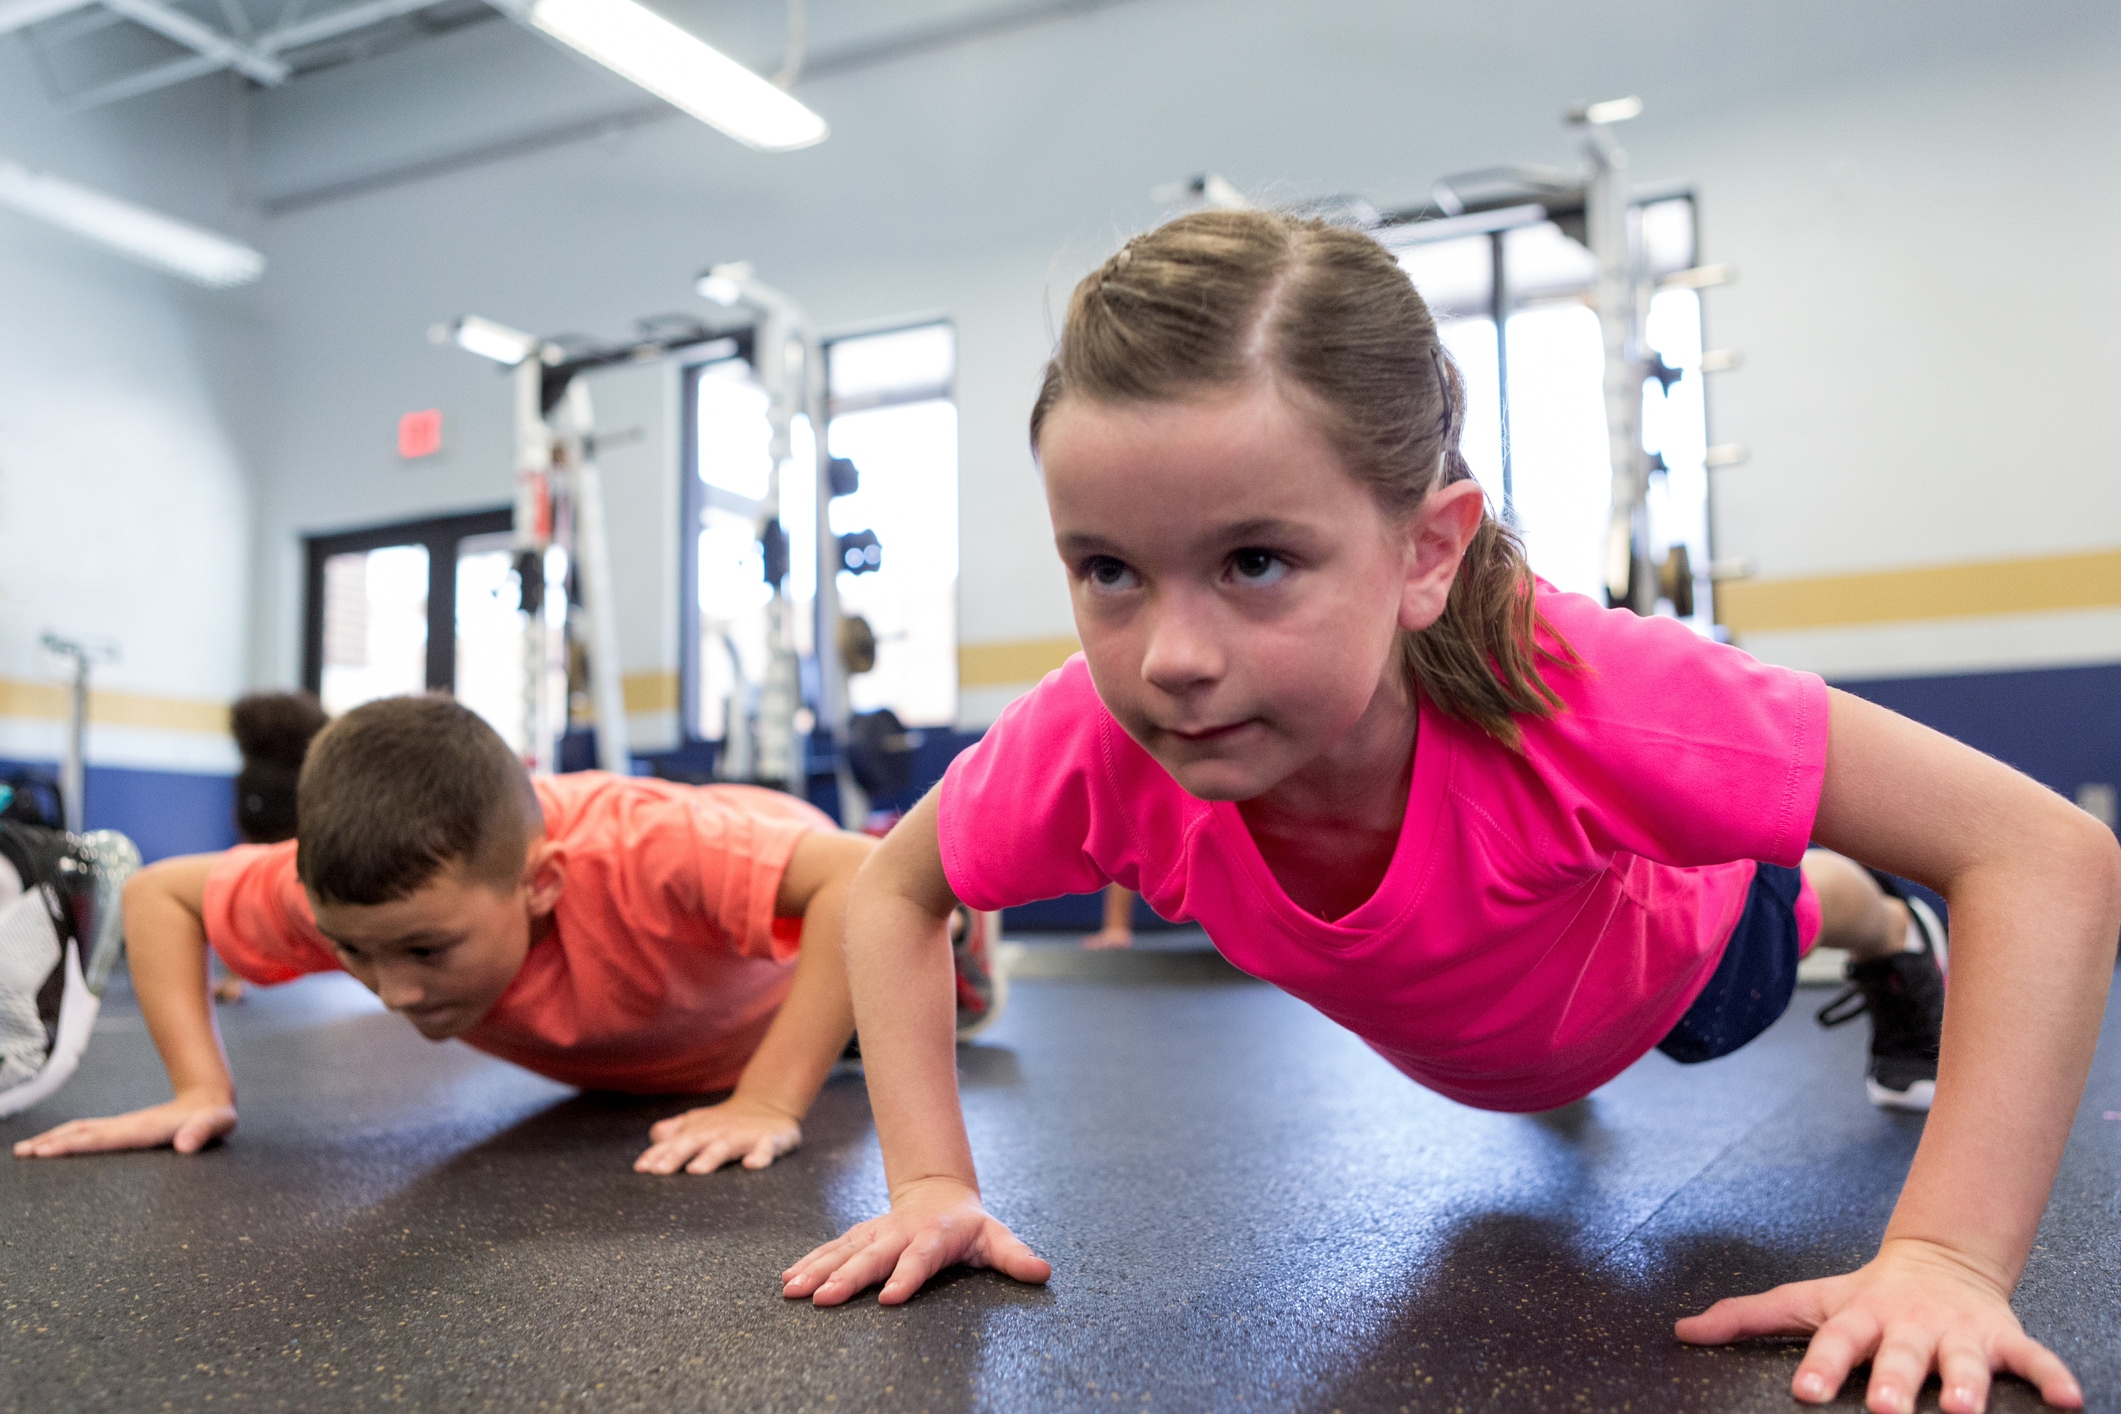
[310,845,561,1040]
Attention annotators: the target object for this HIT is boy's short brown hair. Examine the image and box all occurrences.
[295,696,542,905]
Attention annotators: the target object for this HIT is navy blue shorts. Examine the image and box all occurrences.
[1655,862,1804,1065]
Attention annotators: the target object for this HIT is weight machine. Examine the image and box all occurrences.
[434,268,895,826]
[1411,96,1741,620]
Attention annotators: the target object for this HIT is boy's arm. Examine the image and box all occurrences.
[778,787,1049,1304]
[633,828,873,1175]
[14,853,240,1158]
[1678,689,2118,1414]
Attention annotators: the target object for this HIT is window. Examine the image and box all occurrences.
[1389,196,1712,628]
[681,321,958,746]
[302,508,519,739]
[825,323,958,726]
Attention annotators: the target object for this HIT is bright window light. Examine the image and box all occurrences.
[528,0,828,152]
[0,155,263,288]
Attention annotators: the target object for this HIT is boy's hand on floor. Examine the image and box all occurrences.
[12,1095,237,1158]
[779,1176,1051,1307]
[633,1096,801,1175]
[1674,1237,2082,1414]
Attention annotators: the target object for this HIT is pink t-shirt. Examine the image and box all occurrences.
[940,587,1830,1113]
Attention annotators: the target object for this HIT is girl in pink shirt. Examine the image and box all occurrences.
[783,210,2118,1414]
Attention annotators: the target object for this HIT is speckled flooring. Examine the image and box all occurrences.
[6,941,2118,1412]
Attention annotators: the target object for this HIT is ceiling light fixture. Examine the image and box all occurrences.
[524,0,827,152]
[0,155,264,288]
[429,315,542,366]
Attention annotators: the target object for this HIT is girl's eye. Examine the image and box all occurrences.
[1229,548,1288,586]
[1081,556,1140,593]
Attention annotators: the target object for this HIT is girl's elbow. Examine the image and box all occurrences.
[2054,804,2121,956]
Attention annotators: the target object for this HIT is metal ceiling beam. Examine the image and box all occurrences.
[0,0,91,37]
[56,49,222,110]
[51,0,457,112]
[96,0,290,82]
[258,0,447,51]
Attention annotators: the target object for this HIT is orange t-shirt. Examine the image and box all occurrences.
[202,772,834,1094]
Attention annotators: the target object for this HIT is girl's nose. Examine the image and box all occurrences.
[1139,594,1224,692]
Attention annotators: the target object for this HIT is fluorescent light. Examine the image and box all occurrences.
[433,315,540,365]
[695,262,750,306]
[0,156,263,288]
[1578,95,1643,126]
[528,0,827,152]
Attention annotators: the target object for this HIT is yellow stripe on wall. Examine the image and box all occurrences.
[959,636,1080,688]
[1720,548,2121,635]
[0,678,231,735]
[622,670,680,713]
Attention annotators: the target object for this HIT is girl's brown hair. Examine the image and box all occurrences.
[1030,208,1574,748]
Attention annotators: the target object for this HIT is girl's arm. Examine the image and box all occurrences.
[778,787,1051,1306]
[1678,688,2120,1414]
[632,829,873,1175]
[14,853,239,1158]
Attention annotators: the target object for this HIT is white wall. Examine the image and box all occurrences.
[0,59,256,773]
[232,0,2121,724]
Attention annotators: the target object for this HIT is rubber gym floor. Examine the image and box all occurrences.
[7,934,2118,1413]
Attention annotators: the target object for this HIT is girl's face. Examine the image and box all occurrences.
[1040,388,1476,804]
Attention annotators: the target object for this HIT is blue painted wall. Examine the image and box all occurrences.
[0,758,237,862]
[1830,663,2121,805]
[20,660,2102,918]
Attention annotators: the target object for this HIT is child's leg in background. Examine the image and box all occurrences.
[1801,850,1914,963]
[1086,884,1135,950]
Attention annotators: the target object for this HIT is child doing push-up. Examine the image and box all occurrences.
[15,695,879,1175]
[782,211,2120,1414]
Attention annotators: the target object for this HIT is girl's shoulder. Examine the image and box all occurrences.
[1528,582,1812,718]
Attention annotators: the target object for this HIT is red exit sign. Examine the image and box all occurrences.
[398,409,443,459]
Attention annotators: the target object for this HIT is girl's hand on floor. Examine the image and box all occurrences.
[634,1096,800,1174]
[1674,1237,2082,1414]
[779,1176,1050,1307]
[12,1094,237,1158]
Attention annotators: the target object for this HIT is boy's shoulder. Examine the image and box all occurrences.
[533,771,835,861]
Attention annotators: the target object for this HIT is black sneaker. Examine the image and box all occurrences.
[1815,874,1947,1112]
[951,905,1007,1042]
[0,823,140,1118]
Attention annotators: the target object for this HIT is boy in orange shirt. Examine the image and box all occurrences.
[14,695,951,1174]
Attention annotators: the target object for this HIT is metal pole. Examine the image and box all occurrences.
[809,336,867,827]
[1577,111,1655,614]
[753,308,803,795]
[62,651,87,833]
[512,354,559,775]
[1489,229,1515,527]
[560,378,632,772]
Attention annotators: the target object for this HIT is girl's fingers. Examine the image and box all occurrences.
[782,1230,874,1291]
[976,1225,1052,1284]
[878,1232,953,1305]
[1793,1314,1879,1405]
[1934,1337,1992,1414]
[1862,1330,1937,1414]
[1676,1283,1823,1345]
[171,1109,232,1155]
[1997,1334,2083,1409]
[810,1236,905,1307]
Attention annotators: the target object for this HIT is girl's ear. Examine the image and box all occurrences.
[1398,479,1488,632]
[523,840,567,917]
